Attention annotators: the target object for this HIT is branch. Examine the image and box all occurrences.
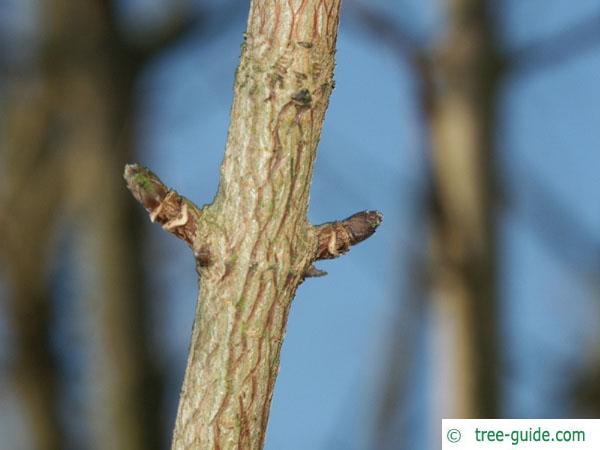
[314,210,383,260]
[123,164,202,249]
[346,2,433,112]
[509,167,600,276]
[348,1,422,65]
[505,12,600,77]
[133,12,200,62]
[124,1,382,448]
[96,0,200,64]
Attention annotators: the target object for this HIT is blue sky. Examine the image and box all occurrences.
[133,1,600,448]
[2,1,600,449]
[138,10,417,448]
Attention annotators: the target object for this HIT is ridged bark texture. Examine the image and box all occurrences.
[126,1,383,448]
[171,1,342,449]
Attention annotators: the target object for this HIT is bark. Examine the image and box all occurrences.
[125,1,382,448]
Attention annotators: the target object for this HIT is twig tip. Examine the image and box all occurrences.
[314,209,383,261]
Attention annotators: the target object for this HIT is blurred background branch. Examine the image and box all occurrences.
[505,10,600,77]
[1,1,599,449]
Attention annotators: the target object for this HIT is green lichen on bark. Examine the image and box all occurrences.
[124,1,382,449]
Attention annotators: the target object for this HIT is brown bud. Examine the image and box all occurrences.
[124,163,200,247]
[314,210,383,260]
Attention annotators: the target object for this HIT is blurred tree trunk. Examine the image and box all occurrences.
[42,1,184,448]
[125,1,381,449]
[428,0,501,419]
[0,1,196,448]
[48,5,151,448]
[0,78,65,450]
[350,2,600,442]
[351,0,502,438]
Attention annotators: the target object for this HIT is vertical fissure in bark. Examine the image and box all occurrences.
[125,1,382,449]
